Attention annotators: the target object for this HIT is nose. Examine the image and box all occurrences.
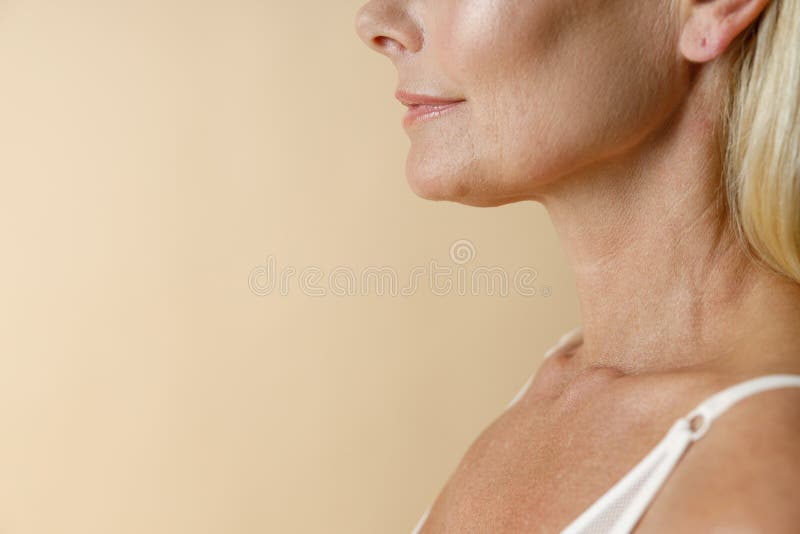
[355,0,423,59]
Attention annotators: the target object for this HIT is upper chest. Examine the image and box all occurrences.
[418,364,800,534]
[418,366,715,533]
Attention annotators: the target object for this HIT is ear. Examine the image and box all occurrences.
[679,0,772,63]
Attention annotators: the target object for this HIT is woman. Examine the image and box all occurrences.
[355,1,800,532]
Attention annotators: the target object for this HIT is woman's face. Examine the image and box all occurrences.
[356,0,688,206]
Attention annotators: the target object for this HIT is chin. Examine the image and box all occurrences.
[405,172,529,207]
[405,148,480,206]
[405,154,537,208]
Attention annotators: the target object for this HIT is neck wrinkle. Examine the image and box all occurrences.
[537,76,798,377]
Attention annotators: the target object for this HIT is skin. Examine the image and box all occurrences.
[356,0,800,532]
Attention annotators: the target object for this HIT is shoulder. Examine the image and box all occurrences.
[638,385,800,533]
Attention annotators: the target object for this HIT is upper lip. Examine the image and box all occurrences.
[395,90,465,107]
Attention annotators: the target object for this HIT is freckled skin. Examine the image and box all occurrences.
[417,348,697,533]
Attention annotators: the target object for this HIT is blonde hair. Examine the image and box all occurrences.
[723,0,800,283]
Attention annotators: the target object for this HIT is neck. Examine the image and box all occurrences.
[537,73,800,377]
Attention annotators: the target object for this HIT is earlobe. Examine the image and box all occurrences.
[678,0,771,63]
[679,15,717,63]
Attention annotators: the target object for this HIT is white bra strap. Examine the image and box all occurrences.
[560,418,695,534]
[560,374,800,534]
[684,374,800,441]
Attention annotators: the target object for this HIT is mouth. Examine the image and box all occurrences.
[395,90,466,128]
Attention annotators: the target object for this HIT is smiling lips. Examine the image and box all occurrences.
[395,90,466,128]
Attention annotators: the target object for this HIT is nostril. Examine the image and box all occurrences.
[373,36,391,48]
[372,35,404,55]
[355,1,422,56]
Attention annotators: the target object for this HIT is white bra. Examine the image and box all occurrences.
[411,327,800,534]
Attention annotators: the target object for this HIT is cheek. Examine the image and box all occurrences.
[430,1,588,185]
[432,1,557,86]
[410,0,684,204]
[436,0,683,190]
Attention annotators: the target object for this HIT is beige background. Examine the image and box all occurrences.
[0,2,580,533]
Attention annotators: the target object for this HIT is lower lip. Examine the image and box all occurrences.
[402,101,465,128]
